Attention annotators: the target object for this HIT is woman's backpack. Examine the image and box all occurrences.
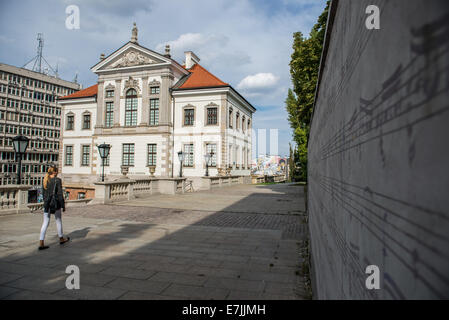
[48,179,59,214]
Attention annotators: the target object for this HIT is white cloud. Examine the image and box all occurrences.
[156,33,229,63]
[237,73,280,91]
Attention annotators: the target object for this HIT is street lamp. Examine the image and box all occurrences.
[97,143,111,182]
[178,151,185,177]
[12,135,29,185]
[204,151,214,177]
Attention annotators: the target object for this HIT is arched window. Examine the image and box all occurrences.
[125,89,137,126]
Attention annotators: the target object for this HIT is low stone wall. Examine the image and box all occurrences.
[0,185,30,215]
[251,175,286,184]
[92,177,186,204]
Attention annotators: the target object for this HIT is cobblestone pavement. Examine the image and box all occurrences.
[0,183,308,300]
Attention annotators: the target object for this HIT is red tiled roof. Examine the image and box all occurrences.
[59,84,98,100]
[179,64,228,89]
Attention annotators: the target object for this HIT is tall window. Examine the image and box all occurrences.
[81,145,90,166]
[66,114,74,130]
[122,143,135,166]
[82,113,91,129]
[206,143,217,166]
[183,144,194,167]
[147,144,157,166]
[125,89,138,126]
[242,116,245,133]
[184,108,194,126]
[236,112,240,130]
[150,86,160,94]
[229,109,233,128]
[65,146,73,166]
[149,99,159,125]
[105,102,114,127]
[207,107,218,125]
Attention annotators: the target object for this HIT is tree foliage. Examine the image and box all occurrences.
[285,1,330,181]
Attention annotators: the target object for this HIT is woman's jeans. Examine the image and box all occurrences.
[39,209,63,241]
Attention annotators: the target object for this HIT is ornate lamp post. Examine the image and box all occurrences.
[204,151,214,177]
[12,135,29,185]
[178,151,185,177]
[97,143,111,182]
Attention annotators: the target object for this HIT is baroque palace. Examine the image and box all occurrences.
[59,24,255,198]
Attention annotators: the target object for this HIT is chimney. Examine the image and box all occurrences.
[184,51,200,69]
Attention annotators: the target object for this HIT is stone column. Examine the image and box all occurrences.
[160,73,173,125]
[96,81,104,128]
[140,76,149,126]
[114,79,121,127]
[220,94,227,169]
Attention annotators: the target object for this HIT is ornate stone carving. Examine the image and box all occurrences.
[124,76,140,93]
[148,79,161,86]
[206,102,219,107]
[105,83,115,91]
[110,51,154,68]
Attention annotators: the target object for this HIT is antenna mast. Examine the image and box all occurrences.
[23,33,58,77]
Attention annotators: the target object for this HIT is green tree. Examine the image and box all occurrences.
[285,1,330,181]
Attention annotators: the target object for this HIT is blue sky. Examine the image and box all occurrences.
[0,0,327,157]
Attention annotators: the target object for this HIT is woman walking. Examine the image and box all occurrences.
[38,166,70,250]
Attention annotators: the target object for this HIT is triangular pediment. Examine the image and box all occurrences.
[91,42,172,73]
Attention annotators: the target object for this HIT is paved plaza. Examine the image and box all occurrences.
[0,183,307,300]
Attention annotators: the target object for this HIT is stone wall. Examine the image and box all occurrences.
[308,0,449,299]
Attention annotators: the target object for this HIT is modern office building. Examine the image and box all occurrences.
[0,62,81,194]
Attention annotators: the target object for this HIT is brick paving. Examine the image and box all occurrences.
[0,183,308,300]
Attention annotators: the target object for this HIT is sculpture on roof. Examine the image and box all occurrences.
[131,22,138,43]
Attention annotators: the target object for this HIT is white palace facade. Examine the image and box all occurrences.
[58,24,255,191]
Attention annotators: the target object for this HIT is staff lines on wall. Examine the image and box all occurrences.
[315,0,385,135]
[320,175,449,254]
[319,45,449,159]
[309,189,378,299]
[313,175,449,299]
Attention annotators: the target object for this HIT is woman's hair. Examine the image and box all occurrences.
[43,166,58,189]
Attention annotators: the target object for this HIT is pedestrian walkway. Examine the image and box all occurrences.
[0,183,308,300]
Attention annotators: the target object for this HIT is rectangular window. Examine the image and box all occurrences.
[149,99,159,125]
[77,192,86,200]
[184,109,194,126]
[207,107,218,125]
[125,98,138,126]
[105,90,114,98]
[82,114,91,129]
[65,146,73,166]
[150,86,160,94]
[81,145,90,166]
[229,110,233,128]
[122,143,135,166]
[105,102,114,127]
[206,143,217,166]
[183,144,194,167]
[147,144,157,166]
[66,115,74,130]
